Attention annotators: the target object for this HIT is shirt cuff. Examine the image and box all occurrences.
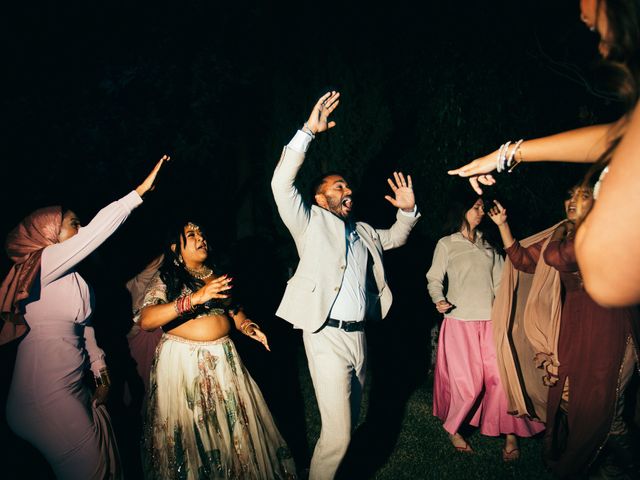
[288,130,313,153]
[119,190,144,212]
[399,205,418,217]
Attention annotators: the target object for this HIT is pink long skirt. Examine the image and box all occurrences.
[433,317,544,437]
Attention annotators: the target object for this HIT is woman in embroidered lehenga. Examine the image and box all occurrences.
[487,186,638,478]
[139,221,296,480]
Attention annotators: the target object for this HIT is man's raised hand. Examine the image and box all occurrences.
[384,172,415,212]
[306,91,340,134]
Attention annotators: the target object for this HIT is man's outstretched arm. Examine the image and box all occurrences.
[271,91,340,237]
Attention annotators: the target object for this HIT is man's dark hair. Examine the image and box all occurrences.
[308,171,348,204]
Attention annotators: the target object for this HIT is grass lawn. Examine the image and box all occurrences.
[295,350,554,480]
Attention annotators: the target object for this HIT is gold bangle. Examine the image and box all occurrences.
[240,321,259,335]
[507,144,524,173]
[507,158,522,173]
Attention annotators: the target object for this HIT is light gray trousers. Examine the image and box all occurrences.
[303,326,367,480]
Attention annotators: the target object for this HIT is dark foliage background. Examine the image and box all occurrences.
[0,0,626,478]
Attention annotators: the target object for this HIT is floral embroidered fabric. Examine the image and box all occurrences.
[144,334,297,479]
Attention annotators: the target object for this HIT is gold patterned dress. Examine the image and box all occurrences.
[141,272,297,479]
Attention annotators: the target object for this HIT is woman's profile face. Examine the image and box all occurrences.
[565,187,594,222]
[464,199,485,230]
[179,223,209,265]
[580,0,611,56]
[57,210,81,243]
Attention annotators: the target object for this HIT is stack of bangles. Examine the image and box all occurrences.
[174,294,195,316]
[240,319,260,335]
[496,139,524,173]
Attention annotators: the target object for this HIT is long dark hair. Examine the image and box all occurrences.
[443,189,499,250]
[585,0,640,181]
[158,220,218,302]
[598,0,640,108]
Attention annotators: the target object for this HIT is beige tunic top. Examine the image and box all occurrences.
[426,232,503,321]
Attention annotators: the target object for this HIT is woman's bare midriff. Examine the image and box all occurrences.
[166,313,231,341]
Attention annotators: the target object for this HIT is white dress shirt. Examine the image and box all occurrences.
[330,225,368,321]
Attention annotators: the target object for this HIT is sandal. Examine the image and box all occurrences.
[455,443,474,454]
[449,433,474,453]
[502,447,520,462]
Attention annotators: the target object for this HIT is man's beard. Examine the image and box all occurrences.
[326,196,352,219]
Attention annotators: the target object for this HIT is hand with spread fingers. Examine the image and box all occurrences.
[305,91,340,135]
[487,200,508,226]
[384,171,415,212]
[191,275,232,306]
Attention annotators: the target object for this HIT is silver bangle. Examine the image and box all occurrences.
[501,141,511,173]
[302,122,316,139]
[496,143,505,173]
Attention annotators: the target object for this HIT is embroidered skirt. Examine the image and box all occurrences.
[144,334,296,479]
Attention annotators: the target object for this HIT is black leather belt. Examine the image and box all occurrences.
[325,318,365,332]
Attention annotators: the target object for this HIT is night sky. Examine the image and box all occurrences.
[0,0,623,477]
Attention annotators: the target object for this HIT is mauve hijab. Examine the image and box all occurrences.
[0,206,62,344]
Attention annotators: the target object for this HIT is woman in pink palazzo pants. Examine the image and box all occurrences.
[427,193,544,460]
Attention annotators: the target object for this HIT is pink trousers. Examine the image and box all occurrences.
[433,317,544,437]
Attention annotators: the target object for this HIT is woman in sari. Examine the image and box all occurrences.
[488,186,638,477]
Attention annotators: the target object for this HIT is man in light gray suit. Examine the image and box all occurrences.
[271,91,420,480]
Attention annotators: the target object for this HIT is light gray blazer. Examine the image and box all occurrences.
[271,146,420,332]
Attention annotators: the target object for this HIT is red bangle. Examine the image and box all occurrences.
[175,294,194,316]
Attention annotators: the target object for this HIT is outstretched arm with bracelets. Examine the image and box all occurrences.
[447,121,624,194]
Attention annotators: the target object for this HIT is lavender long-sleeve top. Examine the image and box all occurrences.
[20,191,142,375]
[6,190,142,477]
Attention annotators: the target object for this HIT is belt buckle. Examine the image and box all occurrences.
[338,320,344,330]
